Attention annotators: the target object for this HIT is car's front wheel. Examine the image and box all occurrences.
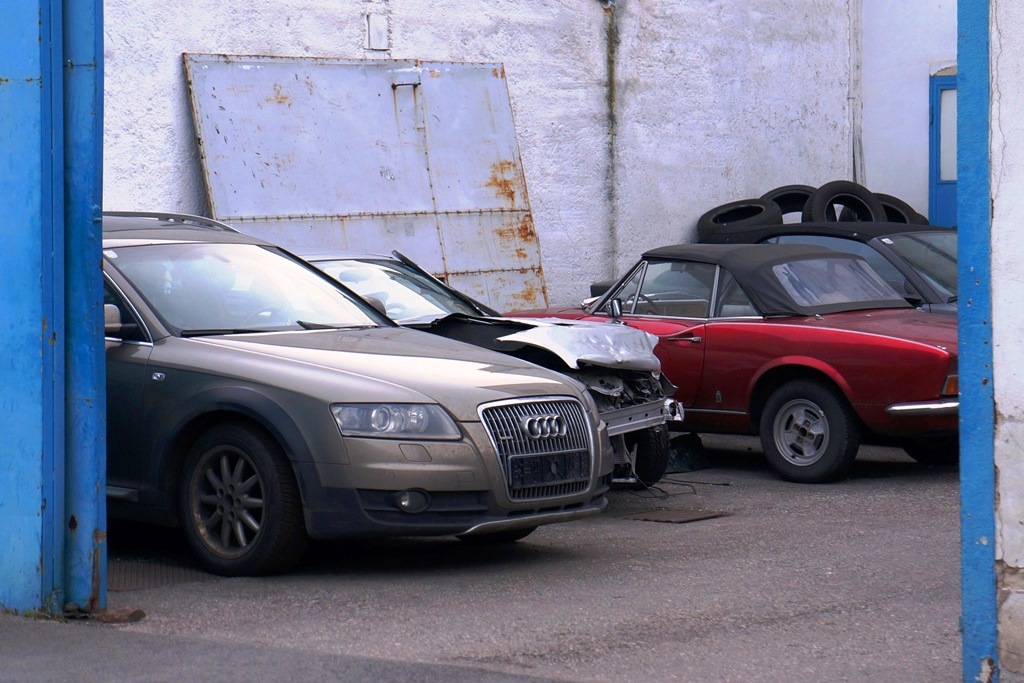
[625,424,671,486]
[180,422,308,576]
[759,379,860,483]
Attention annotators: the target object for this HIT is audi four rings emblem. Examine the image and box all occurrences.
[522,414,567,439]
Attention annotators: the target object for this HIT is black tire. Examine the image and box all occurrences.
[457,527,537,544]
[625,424,671,486]
[759,379,860,483]
[876,193,930,224]
[837,193,929,224]
[801,181,886,223]
[901,436,959,466]
[180,422,308,576]
[760,184,815,218]
[697,198,783,242]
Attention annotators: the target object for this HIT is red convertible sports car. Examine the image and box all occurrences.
[513,243,959,483]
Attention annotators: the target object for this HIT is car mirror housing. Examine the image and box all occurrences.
[104,303,139,339]
[608,297,623,321]
[104,303,124,337]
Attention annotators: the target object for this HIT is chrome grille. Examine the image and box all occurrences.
[480,398,592,501]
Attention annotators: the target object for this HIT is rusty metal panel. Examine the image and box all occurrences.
[184,54,546,311]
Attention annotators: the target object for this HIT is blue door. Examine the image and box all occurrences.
[929,74,957,226]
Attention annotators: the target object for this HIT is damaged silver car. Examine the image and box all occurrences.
[304,251,682,486]
[102,213,615,576]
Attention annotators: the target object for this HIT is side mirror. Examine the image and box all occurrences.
[104,304,123,337]
[104,303,139,339]
[609,297,623,321]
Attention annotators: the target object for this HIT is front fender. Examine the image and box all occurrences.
[143,384,331,513]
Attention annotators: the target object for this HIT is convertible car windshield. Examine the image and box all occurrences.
[104,242,383,333]
[882,230,958,301]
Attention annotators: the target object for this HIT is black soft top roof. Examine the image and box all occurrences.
[643,242,837,269]
[639,243,910,316]
[700,221,956,245]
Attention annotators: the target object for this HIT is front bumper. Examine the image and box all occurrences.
[602,397,683,437]
[297,471,610,539]
[294,417,614,540]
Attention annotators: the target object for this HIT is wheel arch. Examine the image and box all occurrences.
[147,387,315,523]
[748,361,856,434]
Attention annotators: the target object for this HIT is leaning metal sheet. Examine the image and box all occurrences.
[184,54,547,311]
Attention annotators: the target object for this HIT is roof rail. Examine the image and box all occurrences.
[102,211,239,233]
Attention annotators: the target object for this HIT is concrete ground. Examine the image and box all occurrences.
[0,436,961,682]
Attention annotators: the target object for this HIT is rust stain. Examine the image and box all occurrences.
[493,215,538,250]
[267,83,292,106]
[510,280,540,305]
[484,160,518,205]
[516,215,536,242]
[428,69,442,78]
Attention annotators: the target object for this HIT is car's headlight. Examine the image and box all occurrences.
[330,403,461,439]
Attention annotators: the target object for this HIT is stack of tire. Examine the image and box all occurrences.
[696,181,929,242]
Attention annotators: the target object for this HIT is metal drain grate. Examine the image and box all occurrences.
[108,558,217,591]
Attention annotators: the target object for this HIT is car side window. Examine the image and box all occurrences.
[104,281,147,342]
[713,269,758,317]
[772,234,920,299]
[633,260,715,318]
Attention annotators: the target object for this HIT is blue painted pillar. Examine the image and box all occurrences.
[62,0,105,613]
[0,0,103,614]
[958,0,999,678]
[0,0,66,615]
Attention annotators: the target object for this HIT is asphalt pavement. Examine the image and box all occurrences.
[0,435,961,682]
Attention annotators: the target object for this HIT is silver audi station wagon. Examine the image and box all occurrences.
[101,213,613,575]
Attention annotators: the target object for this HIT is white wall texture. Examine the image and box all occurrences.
[860,0,957,218]
[991,0,1024,673]
[103,0,853,307]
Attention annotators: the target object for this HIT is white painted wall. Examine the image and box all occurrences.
[860,0,957,219]
[611,1,853,277]
[991,0,1024,673]
[103,0,853,307]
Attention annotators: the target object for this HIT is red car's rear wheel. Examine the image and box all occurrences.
[759,379,860,483]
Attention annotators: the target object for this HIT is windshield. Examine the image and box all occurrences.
[772,257,907,309]
[313,258,479,322]
[104,242,384,334]
[882,230,957,300]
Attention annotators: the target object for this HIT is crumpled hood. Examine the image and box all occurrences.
[492,317,662,372]
[193,326,580,420]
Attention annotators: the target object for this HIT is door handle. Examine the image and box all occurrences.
[665,333,702,343]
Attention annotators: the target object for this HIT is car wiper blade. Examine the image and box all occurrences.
[947,295,958,303]
[180,328,275,337]
[295,320,377,330]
